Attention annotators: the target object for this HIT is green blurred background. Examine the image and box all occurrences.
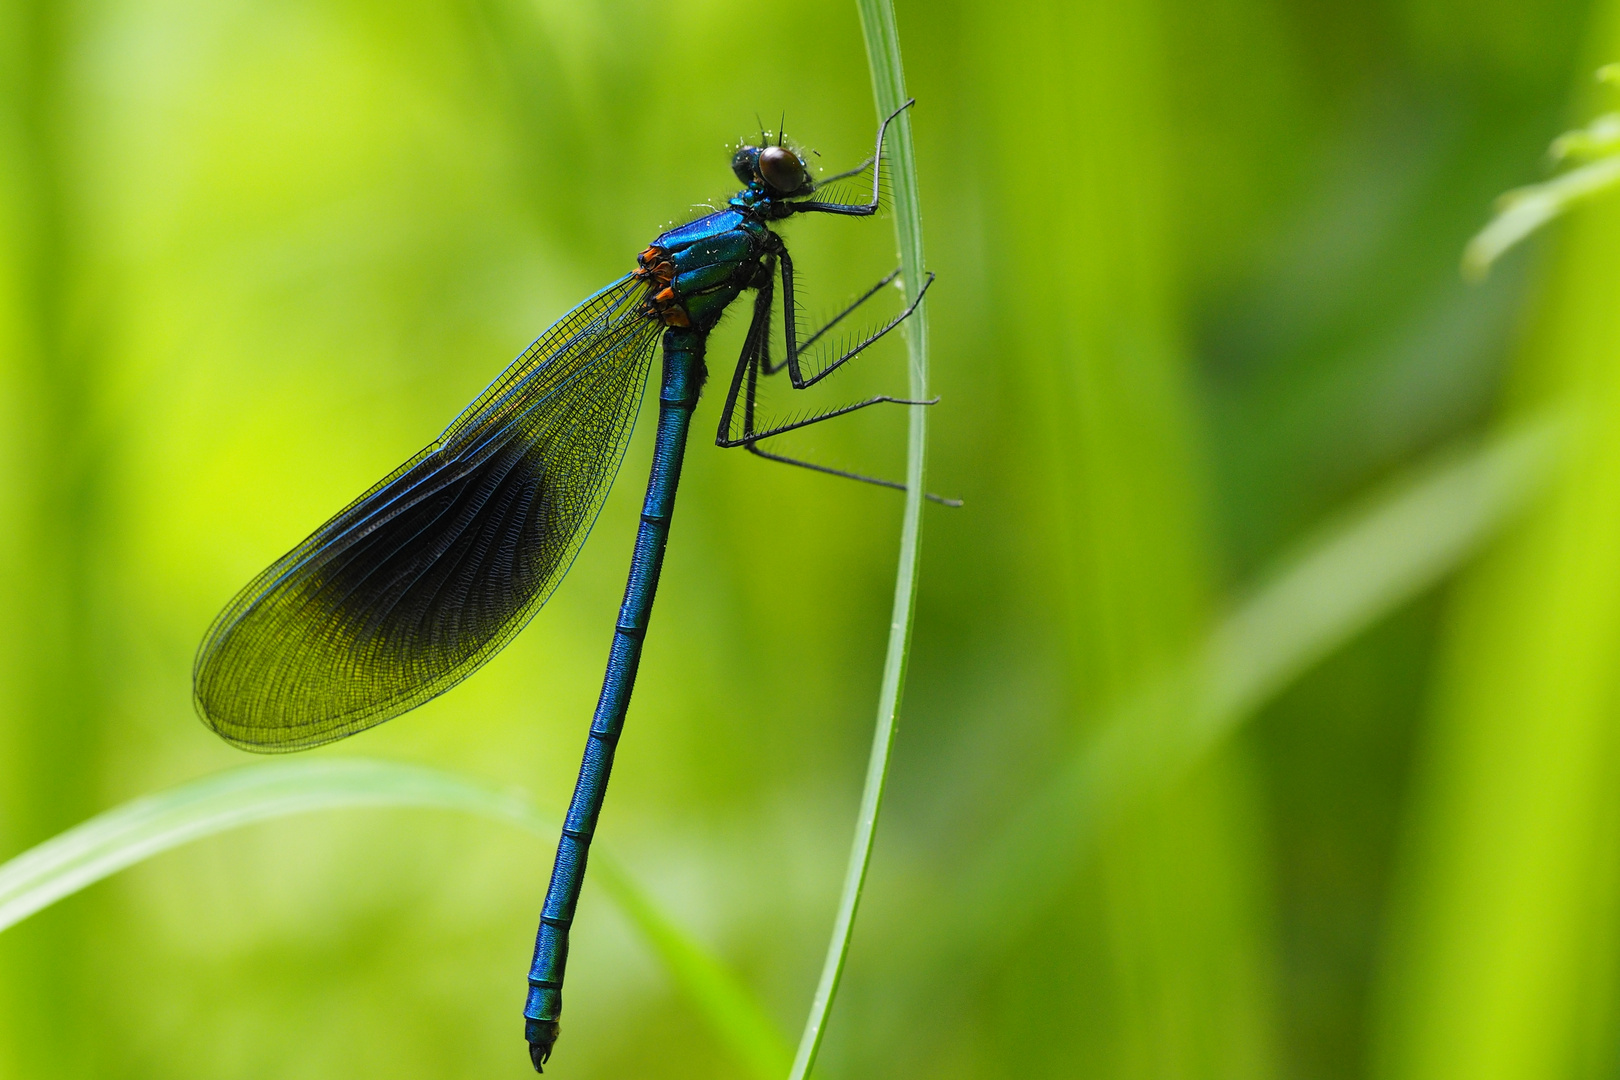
[6,0,1620,1076]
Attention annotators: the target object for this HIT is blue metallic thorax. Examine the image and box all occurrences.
[636,204,773,331]
[728,179,798,217]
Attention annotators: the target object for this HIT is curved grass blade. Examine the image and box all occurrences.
[591,856,792,1079]
[787,4,931,1077]
[194,277,659,751]
[0,760,529,932]
[1462,156,1620,280]
[962,410,1566,949]
[0,759,789,1080]
[1463,65,1620,280]
[865,413,1566,1040]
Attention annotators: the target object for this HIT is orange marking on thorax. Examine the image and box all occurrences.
[634,245,689,326]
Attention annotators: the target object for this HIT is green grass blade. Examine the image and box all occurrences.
[1196,412,1565,733]
[786,3,930,1077]
[593,855,793,1079]
[961,411,1564,944]
[1374,49,1620,1071]
[0,760,530,932]
[1462,66,1620,280]
[1462,157,1620,280]
[0,759,789,1080]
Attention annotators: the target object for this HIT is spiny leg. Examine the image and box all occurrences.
[714,265,955,505]
[720,392,934,447]
[717,249,928,443]
[727,376,955,506]
[786,99,913,218]
[777,242,935,389]
[714,258,775,447]
[733,394,959,508]
[763,264,901,377]
[813,155,875,190]
[745,443,962,507]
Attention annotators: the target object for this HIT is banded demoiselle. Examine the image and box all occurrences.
[193,102,939,1070]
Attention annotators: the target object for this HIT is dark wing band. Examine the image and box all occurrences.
[195,277,661,751]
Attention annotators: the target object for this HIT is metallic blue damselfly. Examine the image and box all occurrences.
[193,102,939,1070]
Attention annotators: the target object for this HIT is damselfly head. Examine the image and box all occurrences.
[730,144,813,197]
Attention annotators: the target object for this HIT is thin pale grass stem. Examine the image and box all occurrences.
[787,2,930,1076]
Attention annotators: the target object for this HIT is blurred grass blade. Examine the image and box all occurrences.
[1462,157,1620,280]
[0,759,789,1080]
[1374,43,1620,1070]
[0,760,529,932]
[592,855,792,1079]
[1197,411,1564,732]
[786,2,931,1078]
[1463,65,1620,280]
[967,411,1564,940]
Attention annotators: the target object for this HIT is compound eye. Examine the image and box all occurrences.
[759,146,808,193]
[732,147,759,185]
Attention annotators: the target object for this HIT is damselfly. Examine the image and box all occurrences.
[193,102,938,1070]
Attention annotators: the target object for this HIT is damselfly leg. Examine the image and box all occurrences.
[786,101,910,217]
[766,268,900,375]
[714,247,955,505]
